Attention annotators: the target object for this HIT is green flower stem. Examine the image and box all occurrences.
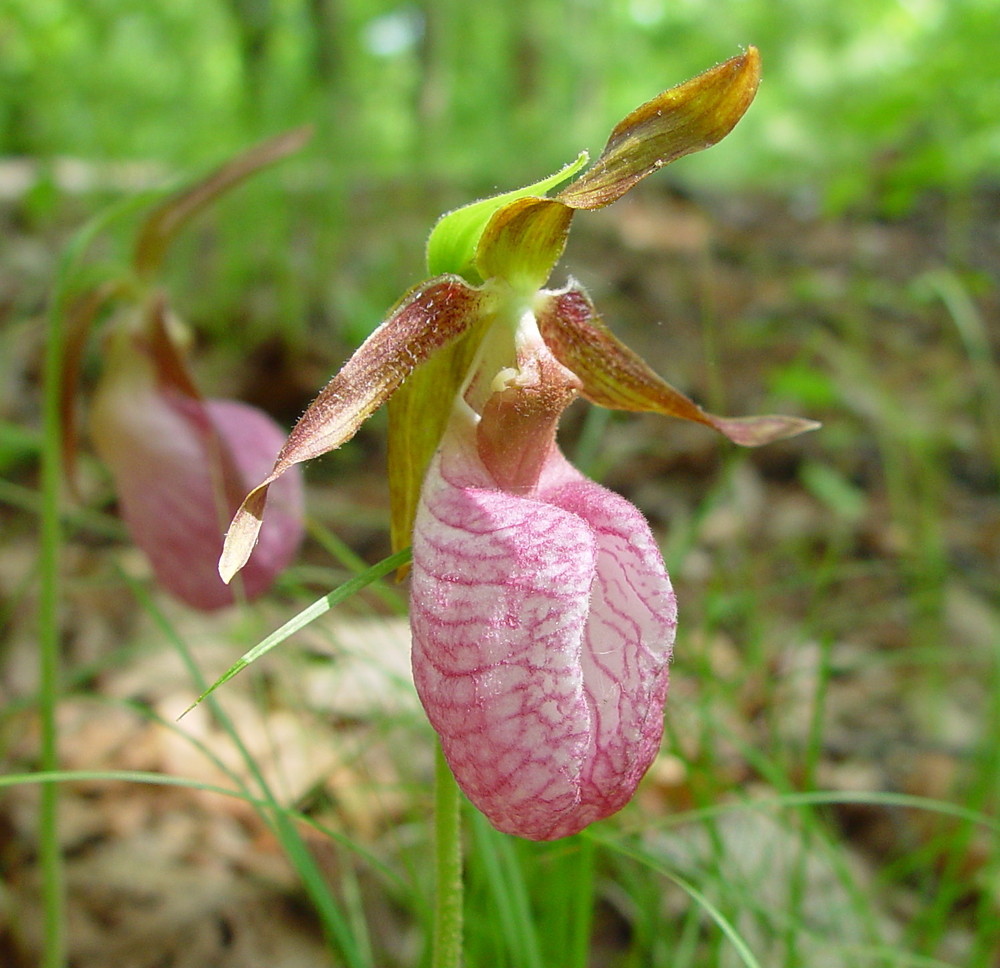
[34,194,147,968]
[39,285,68,968]
[568,837,596,968]
[432,742,464,968]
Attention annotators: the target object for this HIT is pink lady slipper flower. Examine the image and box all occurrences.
[86,299,305,610]
[220,49,818,838]
[63,130,310,610]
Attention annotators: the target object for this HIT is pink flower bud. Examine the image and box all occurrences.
[410,335,676,840]
[90,321,304,610]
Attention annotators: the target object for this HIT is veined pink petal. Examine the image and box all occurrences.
[410,413,676,840]
[90,349,303,610]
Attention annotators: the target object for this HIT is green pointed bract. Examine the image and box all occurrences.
[425,152,588,283]
[536,283,820,446]
[557,49,760,211]
[219,275,487,583]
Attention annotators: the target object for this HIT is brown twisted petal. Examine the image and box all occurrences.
[133,126,312,278]
[220,275,487,583]
[536,283,820,446]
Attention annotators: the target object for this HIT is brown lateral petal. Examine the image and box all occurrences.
[220,275,486,582]
[556,49,760,211]
[537,284,819,446]
[144,294,203,400]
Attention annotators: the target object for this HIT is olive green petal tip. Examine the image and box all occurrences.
[475,197,574,291]
[426,151,588,280]
[557,48,761,210]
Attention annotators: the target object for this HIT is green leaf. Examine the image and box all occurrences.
[800,461,867,522]
[387,308,493,560]
[426,151,588,283]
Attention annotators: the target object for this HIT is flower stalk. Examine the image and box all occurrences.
[433,742,464,968]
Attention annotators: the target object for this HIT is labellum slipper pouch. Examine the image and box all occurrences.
[410,340,677,841]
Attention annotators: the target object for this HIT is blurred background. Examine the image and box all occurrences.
[2,1,999,966]
[4,0,999,335]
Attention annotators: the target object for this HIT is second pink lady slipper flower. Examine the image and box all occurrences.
[87,298,305,610]
[220,49,818,839]
[63,130,310,610]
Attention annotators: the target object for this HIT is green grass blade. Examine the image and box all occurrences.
[470,812,544,968]
[34,184,157,968]
[124,572,374,967]
[182,547,412,714]
[591,832,764,968]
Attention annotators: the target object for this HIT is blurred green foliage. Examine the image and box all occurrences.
[4,0,999,209]
[4,0,999,362]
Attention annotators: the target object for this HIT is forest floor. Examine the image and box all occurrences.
[1,179,998,966]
